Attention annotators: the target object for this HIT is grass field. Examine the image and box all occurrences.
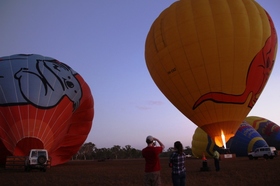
[1,156,280,186]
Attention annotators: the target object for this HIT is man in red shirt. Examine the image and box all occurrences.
[142,135,165,186]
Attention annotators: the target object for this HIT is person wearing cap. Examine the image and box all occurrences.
[142,135,165,186]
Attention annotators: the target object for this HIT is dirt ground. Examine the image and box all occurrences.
[1,156,280,186]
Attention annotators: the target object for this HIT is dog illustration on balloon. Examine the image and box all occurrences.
[0,54,82,111]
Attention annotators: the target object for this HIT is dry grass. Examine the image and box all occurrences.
[1,156,280,186]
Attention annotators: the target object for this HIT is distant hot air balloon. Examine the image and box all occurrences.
[0,54,94,166]
[192,121,268,157]
[227,121,268,156]
[245,116,280,149]
[145,0,278,147]
[191,127,217,158]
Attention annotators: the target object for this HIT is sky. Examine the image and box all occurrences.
[0,0,279,150]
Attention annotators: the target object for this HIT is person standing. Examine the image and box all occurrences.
[213,150,220,171]
[142,135,165,186]
[169,141,186,186]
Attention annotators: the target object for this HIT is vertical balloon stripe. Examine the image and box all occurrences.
[44,103,72,150]
[1,107,19,145]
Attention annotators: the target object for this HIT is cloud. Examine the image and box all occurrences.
[148,100,164,105]
[136,105,151,110]
[135,100,164,110]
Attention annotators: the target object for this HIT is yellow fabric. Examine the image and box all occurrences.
[191,127,215,158]
[145,0,278,147]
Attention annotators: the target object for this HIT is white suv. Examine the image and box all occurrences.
[248,147,275,160]
[24,149,49,172]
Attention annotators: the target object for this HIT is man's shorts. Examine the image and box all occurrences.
[144,171,161,186]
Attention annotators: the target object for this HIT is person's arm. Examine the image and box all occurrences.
[153,137,165,150]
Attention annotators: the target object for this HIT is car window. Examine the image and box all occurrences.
[31,151,37,157]
[38,151,46,156]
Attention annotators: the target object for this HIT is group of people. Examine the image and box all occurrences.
[142,135,220,186]
[142,136,186,186]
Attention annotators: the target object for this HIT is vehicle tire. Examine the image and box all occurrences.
[264,154,269,159]
[37,155,47,165]
[248,155,253,160]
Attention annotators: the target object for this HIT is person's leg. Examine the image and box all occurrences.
[152,172,161,186]
[172,174,180,186]
[180,172,186,186]
[214,159,220,171]
[144,173,151,186]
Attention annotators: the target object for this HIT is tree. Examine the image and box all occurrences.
[95,148,111,160]
[77,142,96,160]
[72,143,146,160]
[111,145,121,159]
[185,146,192,155]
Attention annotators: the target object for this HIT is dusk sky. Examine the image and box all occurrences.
[0,0,279,150]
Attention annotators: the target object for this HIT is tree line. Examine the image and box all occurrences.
[72,142,193,160]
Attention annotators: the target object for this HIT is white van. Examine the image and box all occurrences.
[248,147,275,160]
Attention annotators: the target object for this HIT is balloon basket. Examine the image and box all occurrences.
[220,154,236,160]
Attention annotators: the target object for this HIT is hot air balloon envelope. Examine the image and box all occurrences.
[191,127,216,158]
[145,0,278,147]
[192,121,268,157]
[245,116,280,149]
[227,121,268,156]
[0,54,94,166]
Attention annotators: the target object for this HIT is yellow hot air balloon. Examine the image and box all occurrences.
[192,127,216,158]
[145,0,278,147]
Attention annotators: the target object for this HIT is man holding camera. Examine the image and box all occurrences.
[142,135,165,186]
